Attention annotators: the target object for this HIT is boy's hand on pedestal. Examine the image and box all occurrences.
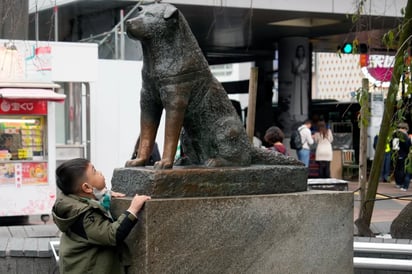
[128,194,151,215]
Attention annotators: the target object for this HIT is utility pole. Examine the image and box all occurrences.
[246,67,258,143]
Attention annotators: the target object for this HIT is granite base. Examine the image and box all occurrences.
[111,190,353,274]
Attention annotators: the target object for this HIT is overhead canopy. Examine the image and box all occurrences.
[0,88,66,102]
[0,82,60,89]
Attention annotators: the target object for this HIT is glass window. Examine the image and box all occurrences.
[0,116,46,161]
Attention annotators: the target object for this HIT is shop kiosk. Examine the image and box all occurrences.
[0,82,65,217]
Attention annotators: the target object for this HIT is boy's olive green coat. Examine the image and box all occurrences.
[52,193,137,274]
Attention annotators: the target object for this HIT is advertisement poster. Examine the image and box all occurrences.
[0,163,16,184]
[278,37,310,136]
[0,162,54,216]
[0,42,52,82]
[22,162,48,185]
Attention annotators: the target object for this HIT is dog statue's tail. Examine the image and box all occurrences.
[250,146,304,166]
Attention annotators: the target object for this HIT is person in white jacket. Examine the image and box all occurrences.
[313,121,333,178]
[297,119,314,167]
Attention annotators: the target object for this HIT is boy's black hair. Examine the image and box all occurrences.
[56,158,90,195]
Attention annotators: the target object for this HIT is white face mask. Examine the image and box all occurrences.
[92,187,111,210]
[92,187,107,200]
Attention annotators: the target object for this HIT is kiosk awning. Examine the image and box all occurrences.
[0,88,66,102]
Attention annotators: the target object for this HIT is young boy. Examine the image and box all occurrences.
[52,158,151,274]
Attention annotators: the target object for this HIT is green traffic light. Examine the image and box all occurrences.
[342,43,353,53]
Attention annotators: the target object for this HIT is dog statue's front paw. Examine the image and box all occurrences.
[125,159,146,167]
[153,160,173,170]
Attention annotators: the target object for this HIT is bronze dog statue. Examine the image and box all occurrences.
[125,3,302,169]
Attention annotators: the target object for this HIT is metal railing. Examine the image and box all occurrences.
[79,1,144,59]
[354,241,412,270]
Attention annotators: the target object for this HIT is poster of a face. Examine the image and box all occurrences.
[278,37,310,136]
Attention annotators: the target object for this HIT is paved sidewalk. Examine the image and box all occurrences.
[0,223,59,238]
[350,180,412,236]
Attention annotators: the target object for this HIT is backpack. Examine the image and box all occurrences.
[290,127,303,150]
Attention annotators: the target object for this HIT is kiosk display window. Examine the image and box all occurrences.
[0,116,48,186]
[0,116,46,161]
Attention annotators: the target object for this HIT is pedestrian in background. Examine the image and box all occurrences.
[131,135,161,166]
[264,126,288,155]
[391,122,412,191]
[297,119,314,167]
[313,121,333,178]
[373,134,391,182]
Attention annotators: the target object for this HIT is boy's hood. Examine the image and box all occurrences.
[52,193,95,232]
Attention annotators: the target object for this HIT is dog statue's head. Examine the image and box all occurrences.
[126,3,179,41]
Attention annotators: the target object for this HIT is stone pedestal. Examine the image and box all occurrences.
[112,165,353,274]
[111,166,352,273]
[111,190,353,274]
[111,165,308,198]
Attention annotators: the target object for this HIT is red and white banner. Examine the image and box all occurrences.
[0,99,48,115]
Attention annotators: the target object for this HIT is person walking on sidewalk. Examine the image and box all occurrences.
[297,119,314,167]
[373,134,391,182]
[391,122,412,191]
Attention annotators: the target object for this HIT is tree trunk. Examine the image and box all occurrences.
[355,0,412,236]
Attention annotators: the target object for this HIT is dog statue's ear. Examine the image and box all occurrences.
[163,5,178,20]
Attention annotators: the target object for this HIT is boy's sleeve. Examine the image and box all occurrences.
[81,209,138,246]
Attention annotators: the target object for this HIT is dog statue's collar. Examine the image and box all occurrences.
[143,68,211,85]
